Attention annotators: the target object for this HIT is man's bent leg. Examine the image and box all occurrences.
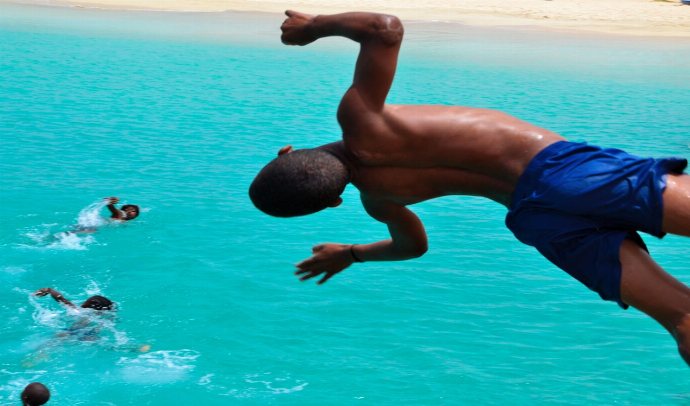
[619,239,690,366]
[662,173,690,237]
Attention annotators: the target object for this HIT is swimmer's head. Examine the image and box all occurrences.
[121,204,139,220]
[249,148,348,217]
[21,382,50,406]
[81,295,114,311]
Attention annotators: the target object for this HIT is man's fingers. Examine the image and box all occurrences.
[296,257,317,269]
[317,273,334,285]
[312,244,324,253]
[299,271,320,282]
[294,269,311,276]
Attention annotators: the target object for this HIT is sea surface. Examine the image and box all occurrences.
[1,3,689,405]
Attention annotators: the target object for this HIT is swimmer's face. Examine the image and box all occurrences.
[123,207,138,220]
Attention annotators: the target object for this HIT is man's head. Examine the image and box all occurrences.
[81,295,114,311]
[21,382,50,406]
[121,204,139,220]
[249,147,349,217]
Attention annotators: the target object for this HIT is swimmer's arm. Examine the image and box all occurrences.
[281,11,403,112]
[356,196,429,261]
[105,197,123,220]
[34,288,77,308]
[295,197,427,284]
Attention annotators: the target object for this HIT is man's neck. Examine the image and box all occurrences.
[317,141,355,182]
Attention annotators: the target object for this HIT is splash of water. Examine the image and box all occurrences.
[85,280,103,296]
[29,294,67,330]
[75,199,110,229]
[24,285,132,356]
[244,373,309,395]
[117,350,200,383]
[46,232,95,251]
[19,200,111,250]
[0,374,47,403]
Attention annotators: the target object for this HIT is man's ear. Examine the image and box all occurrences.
[278,145,294,156]
[328,197,343,208]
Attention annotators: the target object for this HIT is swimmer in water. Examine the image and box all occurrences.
[20,382,50,406]
[33,288,114,341]
[62,197,138,235]
[29,288,149,355]
[34,288,115,311]
[33,288,113,311]
[250,11,690,367]
[105,197,139,221]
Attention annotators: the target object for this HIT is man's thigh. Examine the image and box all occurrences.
[662,173,690,238]
[508,206,638,308]
[619,239,690,332]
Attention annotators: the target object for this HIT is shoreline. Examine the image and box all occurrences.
[4,0,690,38]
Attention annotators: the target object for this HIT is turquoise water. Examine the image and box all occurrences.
[1,3,689,404]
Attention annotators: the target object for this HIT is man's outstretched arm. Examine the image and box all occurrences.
[34,288,77,307]
[295,196,428,285]
[281,10,403,115]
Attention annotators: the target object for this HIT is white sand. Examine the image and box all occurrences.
[7,0,690,37]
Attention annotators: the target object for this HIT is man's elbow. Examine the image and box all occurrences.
[374,15,403,45]
[408,242,428,259]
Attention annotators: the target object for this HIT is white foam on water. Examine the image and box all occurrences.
[222,373,309,397]
[75,199,109,229]
[97,314,130,348]
[199,373,214,385]
[28,293,67,330]
[85,280,103,296]
[244,373,309,395]
[25,224,56,243]
[46,232,95,251]
[116,350,200,383]
[21,224,95,251]
[0,372,47,402]
[23,285,132,352]
[1,266,29,274]
[18,199,117,251]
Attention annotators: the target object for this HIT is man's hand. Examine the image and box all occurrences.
[33,288,52,297]
[295,243,354,285]
[281,10,316,46]
[105,197,124,219]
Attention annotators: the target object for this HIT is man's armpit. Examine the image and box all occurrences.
[360,194,406,224]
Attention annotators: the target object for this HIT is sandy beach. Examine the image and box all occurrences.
[7,0,690,37]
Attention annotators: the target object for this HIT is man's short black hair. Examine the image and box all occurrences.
[82,295,114,311]
[21,382,50,406]
[121,204,139,215]
[249,149,349,217]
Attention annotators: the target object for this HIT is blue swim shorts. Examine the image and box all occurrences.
[505,141,687,308]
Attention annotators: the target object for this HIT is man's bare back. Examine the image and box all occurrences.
[250,10,690,368]
[281,11,566,209]
[325,104,566,208]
